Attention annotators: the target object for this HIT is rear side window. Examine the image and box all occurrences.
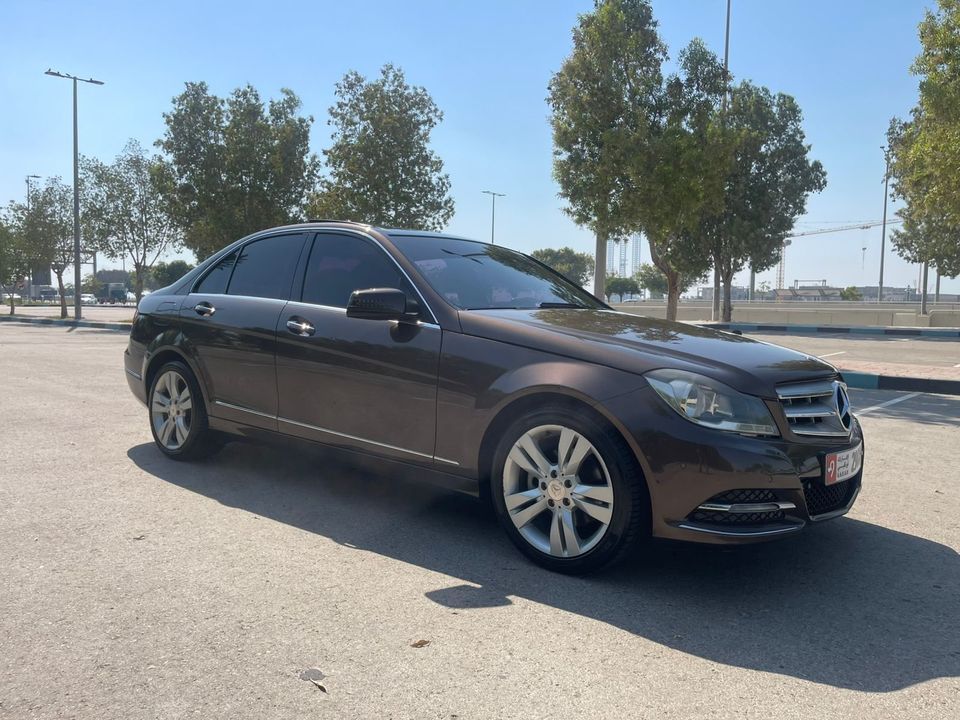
[301,234,411,308]
[195,251,238,295]
[227,234,305,300]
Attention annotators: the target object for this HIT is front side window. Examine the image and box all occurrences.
[389,235,605,310]
[195,251,238,295]
[301,234,412,308]
[227,234,305,300]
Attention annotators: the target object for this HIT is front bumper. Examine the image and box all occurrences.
[602,386,865,545]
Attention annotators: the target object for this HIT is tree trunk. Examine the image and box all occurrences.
[55,270,68,319]
[134,266,145,304]
[8,293,14,316]
[721,268,735,322]
[665,270,681,322]
[935,268,941,304]
[920,261,929,316]
[711,264,721,320]
[749,267,756,302]
[593,231,608,301]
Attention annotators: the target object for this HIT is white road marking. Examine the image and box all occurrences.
[818,351,847,358]
[953,363,960,368]
[856,392,922,416]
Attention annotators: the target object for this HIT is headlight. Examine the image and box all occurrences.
[645,369,779,436]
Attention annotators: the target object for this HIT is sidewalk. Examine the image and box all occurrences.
[837,360,960,395]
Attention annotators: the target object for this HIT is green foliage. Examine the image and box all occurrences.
[308,64,454,230]
[548,0,666,298]
[706,82,826,320]
[605,275,640,302]
[530,246,596,286]
[157,82,319,258]
[633,262,667,297]
[82,140,183,300]
[7,178,74,317]
[81,273,103,295]
[150,259,195,289]
[839,286,863,301]
[887,0,960,277]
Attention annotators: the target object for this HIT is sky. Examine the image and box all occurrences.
[0,0,949,293]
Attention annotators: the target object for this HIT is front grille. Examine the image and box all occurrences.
[688,488,784,526]
[802,476,856,516]
[777,378,852,438]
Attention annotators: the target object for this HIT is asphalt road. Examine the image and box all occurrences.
[751,333,960,371]
[1,324,957,720]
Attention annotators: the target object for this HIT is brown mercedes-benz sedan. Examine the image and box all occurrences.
[125,221,863,573]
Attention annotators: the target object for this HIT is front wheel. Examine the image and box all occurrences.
[148,361,221,461]
[490,407,650,574]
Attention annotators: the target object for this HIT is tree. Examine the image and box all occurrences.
[839,286,863,301]
[605,275,640,302]
[81,273,103,295]
[531,246,596,286]
[0,214,29,315]
[630,39,729,321]
[7,178,74,318]
[307,64,454,230]
[634,262,667,298]
[887,1,960,276]
[157,82,319,258]
[150,259,195,290]
[706,83,826,321]
[82,140,183,302]
[548,0,666,300]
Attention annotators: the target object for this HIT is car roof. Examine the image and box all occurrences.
[266,221,491,247]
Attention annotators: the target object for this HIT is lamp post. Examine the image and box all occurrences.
[878,146,890,303]
[44,69,103,320]
[712,0,732,321]
[481,190,505,245]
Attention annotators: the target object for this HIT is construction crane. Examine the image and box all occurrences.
[775,219,903,289]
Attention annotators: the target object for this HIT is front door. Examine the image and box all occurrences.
[179,232,307,430]
[275,232,442,463]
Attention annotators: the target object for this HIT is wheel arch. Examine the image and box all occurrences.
[144,345,209,407]
[476,390,652,517]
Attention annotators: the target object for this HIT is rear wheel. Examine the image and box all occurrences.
[148,361,221,460]
[491,406,649,574]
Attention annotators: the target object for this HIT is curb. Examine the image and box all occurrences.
[704,322,960,339]
[840,371,960,396]
[0,315,130,332]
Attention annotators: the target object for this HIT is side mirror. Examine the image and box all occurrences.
[346,288,419,321]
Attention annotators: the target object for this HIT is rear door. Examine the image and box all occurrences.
[179,232,307,430]
[275,231,442,463]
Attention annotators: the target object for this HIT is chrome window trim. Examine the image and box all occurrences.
[282,299,441,329]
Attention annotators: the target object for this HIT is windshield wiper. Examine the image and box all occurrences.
[537,301,588,309]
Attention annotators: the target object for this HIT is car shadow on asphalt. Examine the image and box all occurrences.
[127,439,960,693]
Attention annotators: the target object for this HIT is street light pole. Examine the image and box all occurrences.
[712,0,732,321]
[481,190,505,245]
[45,69,104,320]
[878,147,890,303]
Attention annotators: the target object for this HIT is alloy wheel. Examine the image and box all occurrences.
[501,424,614,558]
[151,370,193,451]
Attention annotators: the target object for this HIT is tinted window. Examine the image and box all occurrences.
[302,234,411,308]
[196,251,238,295]
[227,234,305,300]
[389,235,605,310]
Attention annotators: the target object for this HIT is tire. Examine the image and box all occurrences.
[490,405,649,574]
[148,361,221,461]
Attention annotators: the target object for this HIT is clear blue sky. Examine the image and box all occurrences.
[1,0,948,292]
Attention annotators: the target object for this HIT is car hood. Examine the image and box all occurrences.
[457,309,837,398]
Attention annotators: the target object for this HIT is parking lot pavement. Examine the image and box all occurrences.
[6,304,137,322]
[1,324,958,720]
[751,333,960,373]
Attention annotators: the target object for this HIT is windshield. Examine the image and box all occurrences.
[389,235,605,311]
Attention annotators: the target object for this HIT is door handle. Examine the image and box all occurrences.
[194,302,215,317]
[286,317,315,336]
